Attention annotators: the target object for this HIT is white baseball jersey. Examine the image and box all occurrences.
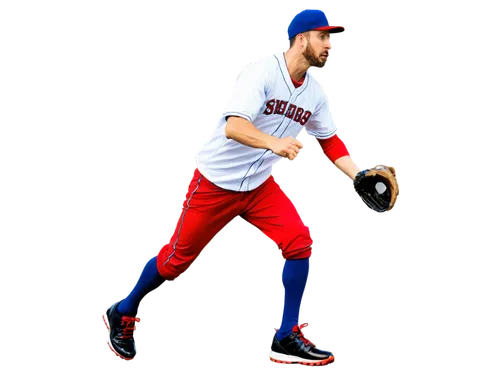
[196,52,337,192]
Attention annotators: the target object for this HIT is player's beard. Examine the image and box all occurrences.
[302,43,325,68]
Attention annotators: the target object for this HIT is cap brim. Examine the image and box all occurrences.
[314,26,345,33]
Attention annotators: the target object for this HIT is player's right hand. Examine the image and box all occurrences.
[270,136,303,160]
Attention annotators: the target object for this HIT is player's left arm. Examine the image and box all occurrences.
[313,137,361,181]
[305,95,361,181]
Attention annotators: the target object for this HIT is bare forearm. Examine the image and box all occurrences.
[334,155,361,180]
[225,116,275,150]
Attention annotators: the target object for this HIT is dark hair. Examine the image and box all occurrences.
[289,31,310,48]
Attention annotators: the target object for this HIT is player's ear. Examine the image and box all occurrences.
[298,32,309,48]
[296,33,303,45]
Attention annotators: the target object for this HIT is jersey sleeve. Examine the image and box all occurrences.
[222,59,274,123]
[305,93,337,139]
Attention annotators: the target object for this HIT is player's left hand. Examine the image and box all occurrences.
[353,165,399,212]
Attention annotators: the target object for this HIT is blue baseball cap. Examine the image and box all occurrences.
[288,9,344,39]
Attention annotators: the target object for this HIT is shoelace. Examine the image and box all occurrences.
[120,316,140,339]
[293,323,315,347]
[273,320,319,346]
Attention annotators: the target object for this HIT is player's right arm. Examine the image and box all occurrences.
[225,116,302,160]
[222,58,302,161]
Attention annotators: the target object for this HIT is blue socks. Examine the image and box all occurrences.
[276,258,309,341]
[117,256,165,317]
[115,255,310,335]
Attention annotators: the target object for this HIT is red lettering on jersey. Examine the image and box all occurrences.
[277,101,288,115]
[286,104,297,119]
[300,111,312,125]
[294,108,304,122]
[274,100,281,114]
[262,99,312,125]
[264,99,275,115]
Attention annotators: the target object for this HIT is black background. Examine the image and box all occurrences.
[84,1,412,373]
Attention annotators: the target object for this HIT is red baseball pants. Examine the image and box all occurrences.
[157,169,312,280]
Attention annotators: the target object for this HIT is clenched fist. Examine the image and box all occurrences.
[270,136,303,160]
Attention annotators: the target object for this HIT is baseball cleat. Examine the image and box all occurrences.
[103,301,140,360]
[269,323,334,366]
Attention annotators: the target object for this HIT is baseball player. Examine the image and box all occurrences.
[103,9,371,366]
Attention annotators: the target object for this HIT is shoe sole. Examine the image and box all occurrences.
[101,303,139,364]
[269,351,334,366]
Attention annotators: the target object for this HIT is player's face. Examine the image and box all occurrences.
[302,31,331,68]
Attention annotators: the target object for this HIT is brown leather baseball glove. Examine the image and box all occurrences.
[353,165,399,212]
